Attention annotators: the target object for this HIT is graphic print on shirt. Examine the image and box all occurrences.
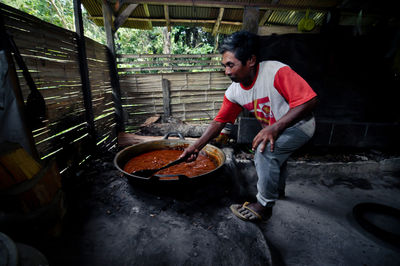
[243,96,276,126]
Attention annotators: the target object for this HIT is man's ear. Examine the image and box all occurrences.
[247,55,257,67]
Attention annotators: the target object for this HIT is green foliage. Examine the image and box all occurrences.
[1,0,218,55]
[1,0,105,44]
[171,26,215,54]
[115,27,164,54]
[115,26,216,55]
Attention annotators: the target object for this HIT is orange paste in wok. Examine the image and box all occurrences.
[123,149,217,179]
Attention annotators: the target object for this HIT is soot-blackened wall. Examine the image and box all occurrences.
[258,26,400,150]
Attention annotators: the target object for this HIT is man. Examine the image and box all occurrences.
[180,31,318,222]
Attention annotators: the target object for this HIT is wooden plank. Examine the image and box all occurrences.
[4,23,76,47]
[118,65,223,72]
[170,96,223,104]
[162,79,171,120]
[8,36,77,59]
[117,59,220,66]
[117,53,221,59]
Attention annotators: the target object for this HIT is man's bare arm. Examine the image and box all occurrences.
[180,120,226,161]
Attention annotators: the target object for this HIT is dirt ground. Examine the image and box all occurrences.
[2,126,399,265]
[31,150,272,266]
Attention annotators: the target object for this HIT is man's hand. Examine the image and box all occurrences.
[252,97,318,153]
[179,145,200,162]
[252,124,280,153]
[180,120,226,162]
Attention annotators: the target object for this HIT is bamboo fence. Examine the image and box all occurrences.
[1,3,232,171]
[117,54,231,131]
[1,4,116,174]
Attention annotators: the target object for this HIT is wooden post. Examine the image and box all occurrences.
[73,0,96,147]
[102,0,125,133]
[241,6,259,119]
[162,78,171,122]
[242,6,259,34]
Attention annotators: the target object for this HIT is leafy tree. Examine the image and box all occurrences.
[1,0,218,55]
[115,27,164,54]
[1,0,106,44]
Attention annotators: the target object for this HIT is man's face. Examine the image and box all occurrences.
[221,51,252,84]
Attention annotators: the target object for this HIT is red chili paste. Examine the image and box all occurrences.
[123,149,217,179]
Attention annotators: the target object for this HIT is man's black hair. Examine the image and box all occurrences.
[219,30,260,65]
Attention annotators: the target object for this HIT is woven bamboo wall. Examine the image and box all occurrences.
[1,4,116,173]
[117,53,231,131]
[119,71,231,131]
[117,54,224,73]
[85,38,116,150]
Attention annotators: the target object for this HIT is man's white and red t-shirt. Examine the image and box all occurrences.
[215,61,317,136]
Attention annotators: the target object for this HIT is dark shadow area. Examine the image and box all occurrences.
[259,26,400,125]
[2,151,272,266]
[353,202,400,247]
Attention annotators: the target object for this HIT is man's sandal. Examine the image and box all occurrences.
[230,202,262,222]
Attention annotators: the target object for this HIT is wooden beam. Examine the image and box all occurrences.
[258,25,320,35]
[102,0,125,132]
[121,0,330,11]
[259,10,273,26]
[89,16,243,26]
[114,4,138,31]
[143,4,153,29]
[259,0,279,26]
[117,53,221,58]
[164,5,170,32]
[162,79,170,121]
[73,0,96,146]
[212,7,224,36]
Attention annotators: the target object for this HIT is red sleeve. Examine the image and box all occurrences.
[274,66,317,108]
[214,95,243,124]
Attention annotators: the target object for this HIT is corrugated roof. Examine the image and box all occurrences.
[81,0,398,35]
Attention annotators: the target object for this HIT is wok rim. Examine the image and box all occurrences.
[114,138,226,182]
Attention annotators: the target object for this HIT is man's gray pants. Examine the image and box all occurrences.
[254,124,314,207]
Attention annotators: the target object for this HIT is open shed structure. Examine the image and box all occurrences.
[1,0,399,174]
[1,1,400,265]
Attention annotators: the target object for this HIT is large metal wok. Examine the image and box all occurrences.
[114,132,226,183]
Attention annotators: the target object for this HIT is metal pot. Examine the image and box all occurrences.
[114,132,226,183]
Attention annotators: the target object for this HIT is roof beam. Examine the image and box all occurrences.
[143,4,152,29]
[259,25,320,35]
[120,0,329,11]
[259,0,279,26]
[164,5,170,32]
[114,4,138,30]
[212,7,224,36]
[259,10,273,26]
[89,16,242,26]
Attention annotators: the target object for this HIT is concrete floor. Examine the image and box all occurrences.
[227,147,400,266]
[259,176,400,266]
[4,148,399,266]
